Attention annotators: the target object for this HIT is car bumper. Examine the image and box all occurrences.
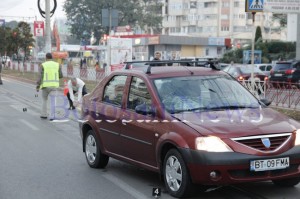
[179,146,300,185]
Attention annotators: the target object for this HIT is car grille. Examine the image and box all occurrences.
[229,164,299,179]
[232,133,292,152]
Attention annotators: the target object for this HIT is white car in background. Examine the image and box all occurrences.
[254,63,273,76]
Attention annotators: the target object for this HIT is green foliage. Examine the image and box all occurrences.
[221,41,296,63]
[0,21,34,59]
[255,26,262,43]
[273,14,287,27]
[63,0,163,42]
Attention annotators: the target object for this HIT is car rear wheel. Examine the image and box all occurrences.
[84,130,109,168]
[163,149,192,198]
[272,177,300,187]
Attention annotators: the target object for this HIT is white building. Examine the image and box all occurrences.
[161,0,284,47]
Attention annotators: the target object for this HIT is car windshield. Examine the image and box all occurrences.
[240,66,264,74]
[273,63,292,70]
[154,75,260,113]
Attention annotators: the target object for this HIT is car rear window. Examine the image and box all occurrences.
[273,63,292,70]
[240,67,264,74]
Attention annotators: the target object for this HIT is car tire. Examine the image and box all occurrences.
[272,177,300,187]
[84,130,109,168]
[163,149,192,198]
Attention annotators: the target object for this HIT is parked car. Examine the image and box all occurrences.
[254,63,273,76]
[222,64,268,82]
[79,63,300,198]
[269,60,300,84]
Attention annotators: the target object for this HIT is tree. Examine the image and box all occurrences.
[255,26,262,43]
[273,14,287,27]
[63,0,163,42]
[0,21,34,60]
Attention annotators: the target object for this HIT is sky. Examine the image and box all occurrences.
[0,0,66,22]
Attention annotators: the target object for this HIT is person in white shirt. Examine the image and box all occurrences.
[67,77,87,110]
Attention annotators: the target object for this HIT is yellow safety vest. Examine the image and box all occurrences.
[41,61,60,88]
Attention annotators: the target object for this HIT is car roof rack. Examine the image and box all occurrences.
[124,59,220,74]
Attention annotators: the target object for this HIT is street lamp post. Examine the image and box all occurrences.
[45,0,51,53]
[251,12,256,94]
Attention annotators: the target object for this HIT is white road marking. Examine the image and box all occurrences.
[50,119,69,123]
[103,173,150,199]
[19,119,39,131]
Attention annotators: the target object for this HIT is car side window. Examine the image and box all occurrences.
[103,75,127,106]
[228,67,238,77]
[266,65,272,71]
[259,65,265,71]
[127,77,152,112]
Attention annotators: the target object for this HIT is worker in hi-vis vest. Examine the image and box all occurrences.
[36,53,63,119]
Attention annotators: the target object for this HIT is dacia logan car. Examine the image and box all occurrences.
[79,64,300,198]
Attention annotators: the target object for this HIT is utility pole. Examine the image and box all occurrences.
[297,14,300,59]
[45,0,51,53]
[251,12,256,94]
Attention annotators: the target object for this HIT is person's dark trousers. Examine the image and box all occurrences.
[66,85,88,109]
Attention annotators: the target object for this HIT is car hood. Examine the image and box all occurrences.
[172,108,299,139]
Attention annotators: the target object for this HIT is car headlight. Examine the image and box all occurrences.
[295,129,300,146]
[195,136,233,152]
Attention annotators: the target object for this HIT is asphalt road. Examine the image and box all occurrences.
[1,76,300,199]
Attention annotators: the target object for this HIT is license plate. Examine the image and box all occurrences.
[250,157,289,172]
[274,74,282,77]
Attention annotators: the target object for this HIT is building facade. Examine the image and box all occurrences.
[161,0,284,47]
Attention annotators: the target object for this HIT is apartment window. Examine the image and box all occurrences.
[187,14,198,21]
[203,26,217,33]
[222,1,230,7]
[204,14,217,20]
[217,47,222,55]
[198,2,204,8]
[221,26,229,31]
[183,3,189,9]
[246,13,253,20]
[190,1,197,9]
[239,14,245,19]
[221,14,229,20]
[197,27,203,33]
[169,3,183,10]
[188,26,196,33]
[234,1,240,7]
[204,2,217,8]
[205,48,209,56]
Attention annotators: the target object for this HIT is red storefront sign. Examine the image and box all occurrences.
[34,21,44,37]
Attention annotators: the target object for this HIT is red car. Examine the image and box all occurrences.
[79,64,300,198]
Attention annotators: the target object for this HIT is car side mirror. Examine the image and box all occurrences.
[260,98,272,106]
[135,104,156,117]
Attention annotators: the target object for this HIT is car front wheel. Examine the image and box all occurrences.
[272,177,300,187]
[163,149,192,198]
[84,130,109,168]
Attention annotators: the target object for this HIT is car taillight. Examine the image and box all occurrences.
[285,69,295,75]
[264,76,268,81]
[238,76,244,81]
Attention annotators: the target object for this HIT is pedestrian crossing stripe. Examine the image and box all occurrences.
[250,0,263,9]
[246,0,264,12]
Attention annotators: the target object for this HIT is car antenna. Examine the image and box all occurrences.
[183,66,194,75]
